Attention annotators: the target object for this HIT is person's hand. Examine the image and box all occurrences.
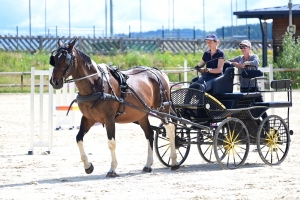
[199,68,207,74]
[194,65,204,71]
[194,65,201,71]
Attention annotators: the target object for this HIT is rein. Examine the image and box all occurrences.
[64,73,98,83]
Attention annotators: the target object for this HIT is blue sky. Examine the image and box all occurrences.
[0,0,298,37]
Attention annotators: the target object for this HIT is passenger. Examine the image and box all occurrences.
[226,40,267,119]
[189,34,225,92]
[226,40,260,93]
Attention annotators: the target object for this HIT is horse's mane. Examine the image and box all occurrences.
[75,48,93,70]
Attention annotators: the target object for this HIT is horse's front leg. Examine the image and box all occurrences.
[164,123,180,170]
[105,120,119,177]
[76,116,95,174]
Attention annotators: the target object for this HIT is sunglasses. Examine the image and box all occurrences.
[239,46,249,49]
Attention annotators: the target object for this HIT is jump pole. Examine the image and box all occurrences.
[28,67,53,155]
[55,81,77,130]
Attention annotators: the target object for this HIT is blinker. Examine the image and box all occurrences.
[50,55,55,66]
[65,53,72,65]
[49,49,73,67]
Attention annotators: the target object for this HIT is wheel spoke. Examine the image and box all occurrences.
[158,143,169,149]
[158,135,169,142]
[214,118,249,169]
[161,145,170,158]
[155,125,191,167]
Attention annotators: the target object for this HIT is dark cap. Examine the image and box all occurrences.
[205,34,218,41]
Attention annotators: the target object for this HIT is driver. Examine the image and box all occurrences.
[189,34,225,92]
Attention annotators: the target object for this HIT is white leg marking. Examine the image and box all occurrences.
[145,140,153,168]
[164,123,178,166]
[108,139,118,172]
[77,141,91,169]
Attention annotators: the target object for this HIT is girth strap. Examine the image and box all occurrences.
[65,92,123,116]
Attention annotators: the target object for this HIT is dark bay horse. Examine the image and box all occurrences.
[49,38,179,177]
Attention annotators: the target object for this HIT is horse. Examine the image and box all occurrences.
[49,38,180,177]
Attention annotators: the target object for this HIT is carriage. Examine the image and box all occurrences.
[153,66,293,169]
[50,38,293,176]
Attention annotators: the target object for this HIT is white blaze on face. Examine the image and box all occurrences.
[164,123,178,166]
[108,139,118,172]
[77,141,91,169]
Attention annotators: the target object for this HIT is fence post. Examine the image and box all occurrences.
[156,38,161,49]
[38,36,43,52]
[184,60,188,88]
[197,39,201,50]
[78,37,82,50]
[269,64,274,115]
[120,37,124,52]
[21,73,24,91]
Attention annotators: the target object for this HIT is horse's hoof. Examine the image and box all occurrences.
[106,172,119,178]
[171,165,180,171]
[142,167,152,173]
[85,163,94,174]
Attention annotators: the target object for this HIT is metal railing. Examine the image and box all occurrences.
[0,35,273,54]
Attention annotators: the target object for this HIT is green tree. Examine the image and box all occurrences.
[275,32,300,87]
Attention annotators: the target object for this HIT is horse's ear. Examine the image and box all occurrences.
[58,39,64,47]
[69,37,77,49]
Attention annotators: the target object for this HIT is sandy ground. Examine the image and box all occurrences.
[0,92,300,200]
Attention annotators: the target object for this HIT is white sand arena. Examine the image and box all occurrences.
[0,92,300,200]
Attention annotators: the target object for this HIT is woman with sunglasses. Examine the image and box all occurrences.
[189,34,225,92]
[226,40,260,93]
[227,40,267,119]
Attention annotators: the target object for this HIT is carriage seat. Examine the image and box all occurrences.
[253,79,292,108]
[210,66,234,96]
[211,67,264,99]
[209,66,264,108]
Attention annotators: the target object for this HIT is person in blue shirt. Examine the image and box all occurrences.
[189,34,225,92]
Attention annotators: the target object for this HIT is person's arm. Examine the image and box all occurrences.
[207,58,224,73]
[232,62,245,69]
[244,54,260,68]
[196,60,206,73]
[226,56,240,67]
[226,56,239,63]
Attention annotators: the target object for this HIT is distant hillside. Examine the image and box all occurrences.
[115,23,272,40]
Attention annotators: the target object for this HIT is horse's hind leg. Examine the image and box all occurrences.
[164,123,180,170]
[76,116,95,174]
[138,115,154,173]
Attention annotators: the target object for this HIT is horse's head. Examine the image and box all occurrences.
[49,37,77,89]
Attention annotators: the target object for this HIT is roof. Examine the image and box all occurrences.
[234,4,300,19]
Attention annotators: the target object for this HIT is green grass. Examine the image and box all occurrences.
[0,49,271,93]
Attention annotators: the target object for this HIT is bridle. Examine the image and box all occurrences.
[50,46,100,84]
[50,46,76,79]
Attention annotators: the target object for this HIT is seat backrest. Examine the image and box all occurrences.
[241,70,263,79]
[211,67,234,95]
[271,79,291,90]
[222,62,232,73]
